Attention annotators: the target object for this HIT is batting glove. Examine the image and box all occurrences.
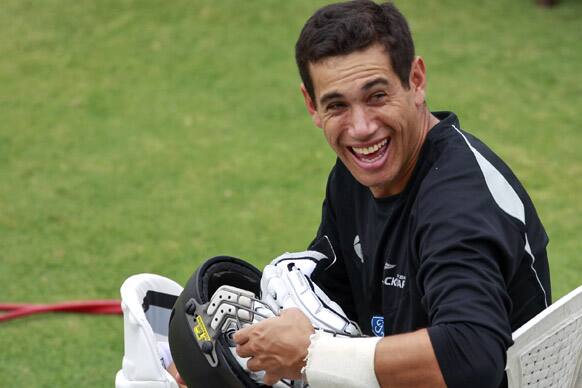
[261,249,361,336]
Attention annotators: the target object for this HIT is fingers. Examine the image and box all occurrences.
[234,318,276,358]
[245,355,262,372]
[236,343,253,358]
[234,322,260,358]
[247,357,283,386]
[233,324,250,346]
[263,372,282,386]
[232,311,312,385]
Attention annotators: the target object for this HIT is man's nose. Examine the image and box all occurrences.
[349,106,377,139]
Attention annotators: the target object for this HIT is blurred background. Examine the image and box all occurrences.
[1,0,581,386]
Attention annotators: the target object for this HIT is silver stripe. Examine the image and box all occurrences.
[452,125,548,306]
[524,235,549,307]
[322,235,338,270]
[452,125,524,222]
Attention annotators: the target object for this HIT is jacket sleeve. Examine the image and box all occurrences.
[414,163,517,388]
[308,167,358,321]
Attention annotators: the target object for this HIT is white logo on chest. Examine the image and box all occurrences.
[383,273,407,289]
[384,262,396,270]
[353,235,364,263]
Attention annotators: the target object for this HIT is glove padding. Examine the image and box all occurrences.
[207,285,292,388]
[261,250,361,336]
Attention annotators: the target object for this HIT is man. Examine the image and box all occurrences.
[233,1,551,388]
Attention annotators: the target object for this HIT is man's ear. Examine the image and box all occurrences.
[300,83,322,128]
[409,56,427,106]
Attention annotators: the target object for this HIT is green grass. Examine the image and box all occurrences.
[1,0,581,386]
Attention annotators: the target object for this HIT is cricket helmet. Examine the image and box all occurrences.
[168,256,268,388]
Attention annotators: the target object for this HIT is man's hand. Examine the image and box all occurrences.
[233,308,315,386]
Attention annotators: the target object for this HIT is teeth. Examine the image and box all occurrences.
[352,139,387,155]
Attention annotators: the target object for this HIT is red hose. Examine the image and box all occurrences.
[0,300,122,322]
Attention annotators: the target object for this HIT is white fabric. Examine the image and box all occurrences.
[451,125,524,223]
[115,274,183,388]
[303,330,381,388]
[270,250,330,275]
[506,285,582,388]
[157,341,173,370]
[262,263,360,336]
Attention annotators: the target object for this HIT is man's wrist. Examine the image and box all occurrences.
[302,330,381,388]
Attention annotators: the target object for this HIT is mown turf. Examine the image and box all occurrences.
[1,0,581,386]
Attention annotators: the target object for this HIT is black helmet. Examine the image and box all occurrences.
[168,256,270,388]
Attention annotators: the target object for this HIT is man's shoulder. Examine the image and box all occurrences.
[416,116,534,228]
[422,114,519,190]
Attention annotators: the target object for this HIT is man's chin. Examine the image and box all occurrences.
[351,174,392,196]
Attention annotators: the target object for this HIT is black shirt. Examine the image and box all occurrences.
[309,112,551,388]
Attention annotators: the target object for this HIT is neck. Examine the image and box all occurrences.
[370,108,439,198]
[426,111,440,132]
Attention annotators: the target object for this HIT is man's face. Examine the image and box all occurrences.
[303,44,429,197]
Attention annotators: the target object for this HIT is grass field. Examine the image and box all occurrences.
[1,0,581,386]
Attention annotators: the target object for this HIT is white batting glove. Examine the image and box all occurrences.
[268,250,330,277]
[261,251,361,336]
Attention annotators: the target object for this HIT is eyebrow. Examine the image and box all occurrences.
[319,91,343,107]
[362,77,389,91]
[318,77,390,107]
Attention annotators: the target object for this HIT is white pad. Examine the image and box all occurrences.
[115,274,183,388]
[303,330,381,388]
[207,285,258,330]
[270,250,330,276]
[261,263,360,336]
[157,341,173,370]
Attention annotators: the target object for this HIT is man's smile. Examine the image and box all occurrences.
[349,138,390,165]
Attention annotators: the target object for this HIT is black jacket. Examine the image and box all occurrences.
[309,111,551,388]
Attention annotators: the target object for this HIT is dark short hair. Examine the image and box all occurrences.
[296,1,415,103]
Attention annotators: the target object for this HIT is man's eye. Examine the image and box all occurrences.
[326,102,346,112]
[370,92,387,102]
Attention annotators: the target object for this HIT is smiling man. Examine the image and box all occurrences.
[302,43,437,198]
[233,1,551,388]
